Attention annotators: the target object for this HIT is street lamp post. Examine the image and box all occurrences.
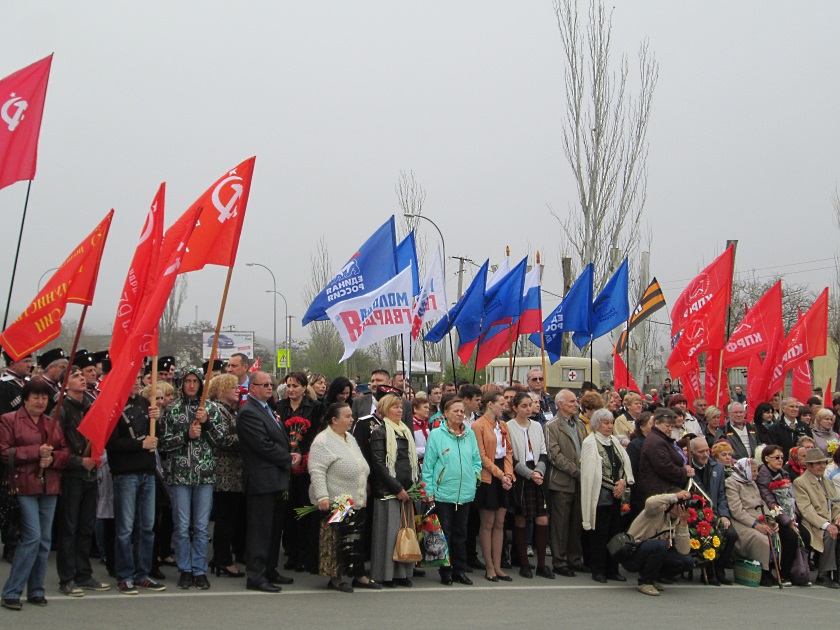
[246,263,277,378]
[267,290,289,376]
[37,267,59,292]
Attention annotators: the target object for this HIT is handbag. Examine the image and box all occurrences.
[392,501,422,563]
[415,511,450,567]
[607,531,638,562]
[789,542,811,586]
[0,447,20,530]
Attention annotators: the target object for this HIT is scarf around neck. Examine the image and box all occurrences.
[384,417,419,484]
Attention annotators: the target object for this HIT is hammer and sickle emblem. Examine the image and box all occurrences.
[212,175,243,224]
[1,94,28,132]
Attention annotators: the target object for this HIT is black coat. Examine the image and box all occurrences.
[369,426,414,498]
[636,426,688,503]
[237,396,292,495]
[769,419,812,460]
[715,422,758,460]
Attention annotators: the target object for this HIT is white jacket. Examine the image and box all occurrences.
[580,432,634,531]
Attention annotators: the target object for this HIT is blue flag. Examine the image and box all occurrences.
[425,260,488,344]
[396,231,420,297]
[302,216,397,325]
[529,263,593,363]
[572,258,629,349]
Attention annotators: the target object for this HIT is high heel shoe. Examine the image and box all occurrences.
[214,565,245,578]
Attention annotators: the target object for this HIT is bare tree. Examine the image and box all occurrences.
[730,272,815,336]
[550,0,658,295]
[159,276,187,352]
[301,237,345,375]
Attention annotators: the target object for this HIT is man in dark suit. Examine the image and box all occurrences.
[237,371,299,593]
[351,368,411,428]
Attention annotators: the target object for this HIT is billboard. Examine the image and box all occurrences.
[202,331,254,360]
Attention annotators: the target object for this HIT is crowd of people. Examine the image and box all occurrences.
[2,349,840,610]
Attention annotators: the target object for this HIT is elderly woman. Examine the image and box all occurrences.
[614,392,642,439]
[206,374,245,578]
[423,397,481,586]
[506,393,551,579]
[0,378,70,610]
[581,408,634,584]
[712,441,735,477]
[755,444,809,584]
[725,458,778,587]
[811,408,839,457]
[308,402,378,593]
[473,392,514,582]
[785,436,816,482]
[369,394,419,587]
[160,367,226,590]
[578,391,604,436]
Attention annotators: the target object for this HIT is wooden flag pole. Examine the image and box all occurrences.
[149,355,159,438]
[199,266,235,409]
[2,181,33,330]
[715,348,724,407]
[507,324,515,387]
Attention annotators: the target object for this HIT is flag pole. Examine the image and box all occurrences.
[2,181,33,329]
[540,331,548,394]
[590,334,594,385]
[507,325,515,387]
[199,266,235,409]
[400,333,406,390]
[149,355,159,438]
[421,334,428,390]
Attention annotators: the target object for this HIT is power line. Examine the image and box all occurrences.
[660,259,836,287]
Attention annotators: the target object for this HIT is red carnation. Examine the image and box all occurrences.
[687,508,698,524]
[696,521,712,536]
[703,508,715,522]
[758,515,765,522]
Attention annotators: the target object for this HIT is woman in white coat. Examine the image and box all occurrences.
[581,408,634,584]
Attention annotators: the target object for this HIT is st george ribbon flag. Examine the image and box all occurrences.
[0,54,53,191]
[327,267,414,361]
[425,260,488,345]
[0,210,113,360]
[410,245,447,340]
[530,263,594,364]
[572,258,628,350]
[670,246,734,335]
[723,280,782,368]
[303,216,397,325]
[613,277,665,355]
[78,206,202,455]
[110,184,165,363]
[397,231,420,297]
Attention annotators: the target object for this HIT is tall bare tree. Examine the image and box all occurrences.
[550,0,658,295]
[159,275,187,352]
[301,237,345,376]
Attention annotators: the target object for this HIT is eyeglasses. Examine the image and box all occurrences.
[768,455,783,460]
[254,382,273,388]
[530,377,544,382]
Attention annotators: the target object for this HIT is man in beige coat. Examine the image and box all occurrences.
[793,448,840,587]
[544,390,587,576]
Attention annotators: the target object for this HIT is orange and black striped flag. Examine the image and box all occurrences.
[612,277,665,355]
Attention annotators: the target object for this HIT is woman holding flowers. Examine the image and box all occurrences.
[581,408,634,584]
[369,394,419,587]
[308,402,378,593]
[276,371,324,573]
[811,409,840,457]
[725,458,778,586]
[423,397,482,585]
[756,444,810,582]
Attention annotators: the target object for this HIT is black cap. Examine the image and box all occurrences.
[2,348,32,364]
[158,356,176,371]
[73,351,97,369]
[37,348,67,370]
[93,350,111,374]
[143,363,153,375]
[202,359,224,374]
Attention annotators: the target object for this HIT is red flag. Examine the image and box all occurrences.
[824,379,833,407]
[747,353,767,406]
[670,246,734,335]
[752,323,785,404]
[705,350,730,409]
[768,289,829,394]
[666,292,728,380]
[613,352,639,393]
[110,184,165,363]
[0,55,53,191]
[176,157,255,273]
[249,357,261,372]
[791,360,812,403]
[0,211,113,360]
[723,281,782,368]
[79,207,201,455]
[681,361,703,411]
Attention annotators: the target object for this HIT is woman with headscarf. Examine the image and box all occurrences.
[159,366,226,590]
[581,408,634,584]
[369,394,419,587]
[725,457,778,586]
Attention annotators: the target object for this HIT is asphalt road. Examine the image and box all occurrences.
[1,557,838,629]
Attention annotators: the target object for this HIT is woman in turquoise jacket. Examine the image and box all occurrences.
[422,397,481,586]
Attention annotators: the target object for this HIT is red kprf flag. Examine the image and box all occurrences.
[824,379,833,407]
[613,352,639,393]
[723,281,782,368]
[79,206,201,455]
[681,361,703,411]
[0,210,113,360]
[667,292,728,380]
[768,288,829,394]
[670,246,734,335]
[790,360,812,404]
[705,350,730,409]
[0,55,53,191]
[177,157,255,273]
[110,184,165,363]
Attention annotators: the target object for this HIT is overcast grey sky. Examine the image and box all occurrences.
[1,1,838,356]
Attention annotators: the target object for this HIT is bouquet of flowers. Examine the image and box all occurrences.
[383,481,427,501]
[295,493,355,522]
[292,452,309,476]
[285,416,311,453]
[768,477,797,523]
[827,438,840,455]
[686,493,722,564]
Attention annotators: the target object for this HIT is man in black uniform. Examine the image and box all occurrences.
[73,350,99,403]
[38,348,67,416]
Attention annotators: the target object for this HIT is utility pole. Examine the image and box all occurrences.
[451,255,473,300]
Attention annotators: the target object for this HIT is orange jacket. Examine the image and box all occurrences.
[472,415,514,484]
